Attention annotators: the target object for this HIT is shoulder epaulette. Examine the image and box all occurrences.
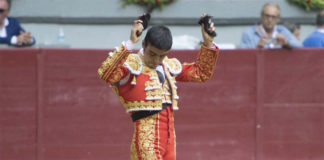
[124,54,143,75]
[163,57,182,75]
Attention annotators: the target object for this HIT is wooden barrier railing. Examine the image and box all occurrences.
[1,48,323,160]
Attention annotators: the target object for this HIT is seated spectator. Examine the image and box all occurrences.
[303,9,324,48]
[283,21,301,40]
[0,0,35,46]
[240,2,301,49]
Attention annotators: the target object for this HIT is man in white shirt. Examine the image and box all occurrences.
[0,0,35,46]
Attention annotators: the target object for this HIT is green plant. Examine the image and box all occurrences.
[122,0,176,12]
[287,0,324,11]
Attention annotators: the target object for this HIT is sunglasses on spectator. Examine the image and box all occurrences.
[0,8,7,13]
[262,13,279,20]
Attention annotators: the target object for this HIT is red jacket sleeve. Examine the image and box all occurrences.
[176,45,219,82]
[98,45,130,83]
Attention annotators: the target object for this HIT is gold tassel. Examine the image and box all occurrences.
[131,76,136,85]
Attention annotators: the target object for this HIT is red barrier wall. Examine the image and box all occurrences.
[0,49,38,160]
[0,48,323,160]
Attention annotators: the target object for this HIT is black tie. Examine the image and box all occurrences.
[156,70,165,84]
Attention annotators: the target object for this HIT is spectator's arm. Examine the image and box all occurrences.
[287,36,302,48]
[10,19,36,47]
[10,34,36,47]
[282,28,302,48]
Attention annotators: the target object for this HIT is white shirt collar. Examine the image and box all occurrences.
[0,18,9,37]
[140,48,144,55]
[317,28,324,33]
[4,18,9,26]
[155,65,165,79]
[260,24,278,38]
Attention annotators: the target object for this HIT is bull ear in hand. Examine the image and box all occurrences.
[198,15,217,37]
[136,13,151,37]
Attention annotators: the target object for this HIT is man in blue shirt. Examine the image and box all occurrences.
[0,0,35,46]
[240,3,301,49]
[303,10,324,48]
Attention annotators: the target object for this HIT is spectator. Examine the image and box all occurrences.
[0,0,35,46]
[283,21,301,40]
[303,9,324,48]
[240,2,301,49]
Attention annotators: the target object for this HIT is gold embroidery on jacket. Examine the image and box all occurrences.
[164,65,179,110]
[110,53,184,112]
[145,79,160,91]
[119,97,163,112]
[131,114,159,159]
[146,89,163,100]
[125,54,143,75]
[163,57,182,75]
[142,66,157,77]
[186,45,219,82]
[98,45,130,82]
